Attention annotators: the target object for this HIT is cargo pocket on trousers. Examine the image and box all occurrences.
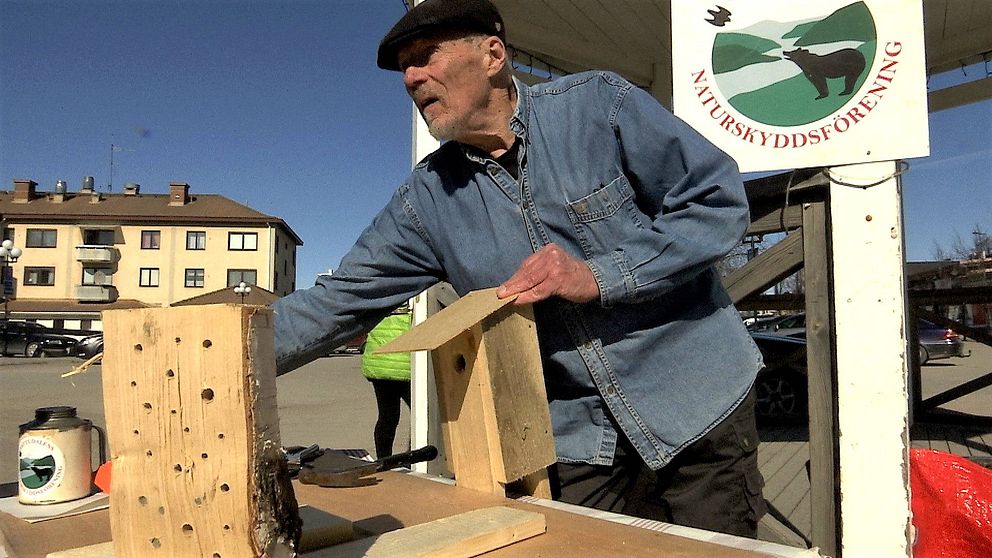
[732,418,767,524]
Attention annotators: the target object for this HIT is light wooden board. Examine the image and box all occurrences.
[100,304,298,557]
[377,288,515,353]
[306,506,545,558]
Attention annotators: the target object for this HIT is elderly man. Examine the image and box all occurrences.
[274,0,765,537]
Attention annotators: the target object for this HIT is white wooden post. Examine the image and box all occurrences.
[829,160,912,557]
[409,24,441,471]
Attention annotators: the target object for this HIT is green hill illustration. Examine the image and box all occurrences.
[713,33,782,74]
[795,2,874,45]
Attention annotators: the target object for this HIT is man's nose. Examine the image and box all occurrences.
[403,64,427,91]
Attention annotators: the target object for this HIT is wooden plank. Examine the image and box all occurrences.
[100,304,299,557]
[478,304,555,489]
[378,288,515,353]
[802,200,838,557]
[433,329,503,494]
[723,230,804,304]
[308,507,545,558]
[747,204,803,235]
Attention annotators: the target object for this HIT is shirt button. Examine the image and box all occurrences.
[522,201,530,210]
[606,385,616,396]
[582,341,593,350]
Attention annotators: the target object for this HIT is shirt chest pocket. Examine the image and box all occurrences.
[565,175,644,258]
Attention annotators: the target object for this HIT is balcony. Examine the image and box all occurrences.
[75,284,118,303]
[76,245,118,264]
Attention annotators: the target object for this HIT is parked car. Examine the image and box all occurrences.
[75,334,104,361]
[0,320,78,358]
[751,332,808,422]
[918,320,968,365]
[330,334,368,355]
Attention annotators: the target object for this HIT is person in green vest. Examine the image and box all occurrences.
[361,306,412,458]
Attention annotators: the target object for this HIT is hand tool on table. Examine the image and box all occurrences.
[285,444,324,476]
[298,445,438,488]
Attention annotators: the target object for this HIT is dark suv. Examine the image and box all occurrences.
[0,320,78,358]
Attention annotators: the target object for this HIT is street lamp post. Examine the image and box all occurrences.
[0,239,22,320]
[234,281,251,304]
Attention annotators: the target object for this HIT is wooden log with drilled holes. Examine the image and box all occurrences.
[100,304,300,557]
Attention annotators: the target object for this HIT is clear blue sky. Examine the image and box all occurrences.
[2,1,990,288]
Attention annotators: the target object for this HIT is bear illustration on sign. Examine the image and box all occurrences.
[783,47,866,100]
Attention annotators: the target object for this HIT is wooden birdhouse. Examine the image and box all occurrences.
[377,288,557,498]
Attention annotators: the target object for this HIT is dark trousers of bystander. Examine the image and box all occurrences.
[370,378,411,459]
[551,387,767,538]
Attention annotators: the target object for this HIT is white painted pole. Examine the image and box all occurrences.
[828,161,912,557]
[408,2,441,471]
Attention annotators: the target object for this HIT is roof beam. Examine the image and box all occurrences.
[928,77,992,112]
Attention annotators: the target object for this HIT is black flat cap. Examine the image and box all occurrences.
[377,0,506,71]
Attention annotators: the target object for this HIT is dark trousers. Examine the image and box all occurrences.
[370,378,411,458]
[551,387,766,538]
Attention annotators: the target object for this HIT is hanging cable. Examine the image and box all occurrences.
[821,160,910,189]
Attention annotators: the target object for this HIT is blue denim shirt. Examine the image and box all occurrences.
[273,71,762,470]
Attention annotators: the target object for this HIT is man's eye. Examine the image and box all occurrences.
[400,47,437,71]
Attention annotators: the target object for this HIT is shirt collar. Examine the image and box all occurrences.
[460,77,529,164]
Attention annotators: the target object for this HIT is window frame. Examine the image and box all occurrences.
[140,230,161,250]
[228,232,258,251]
[226,268,257,287]
[138,267,160,287]
[23,266,55,286]
[185,268,205,288]
[186,231,206,251]
[25,228,57,248]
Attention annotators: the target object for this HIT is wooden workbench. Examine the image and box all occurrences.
[1,473,774,558]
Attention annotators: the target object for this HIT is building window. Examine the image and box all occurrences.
[26,229,57,248]
[185,268,205,288]
[23,267,55,286]
[141,230,161,250]
[228,232,257,251]
[3,229,14,243]
[227,269,257,287]
[83,229,114,246]
[187,231,206,250]
[274,272,279,291]
[139,268,160,287]
[82,267,113,285]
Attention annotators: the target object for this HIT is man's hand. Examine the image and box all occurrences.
[496,244,600,305]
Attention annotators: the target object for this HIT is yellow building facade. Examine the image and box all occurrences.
[0,179,301,330]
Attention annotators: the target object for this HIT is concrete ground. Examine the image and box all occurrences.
[0,354,407,485]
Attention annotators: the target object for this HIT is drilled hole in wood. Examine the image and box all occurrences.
[143,402,153,411]
[202,339,212,348]
[130,381,137,387]
[455,354,467,372]
[138,496,148,506]
[223,524,231,531]
[201,452,209,459]
[166,369,175,378]
[220,483,230,492]
[175,337,182,344]
[170,409,177,415]
[201,388,214,402]
[213,553,221,558]
[182,523,193,534]
[158,506,165,515]
[146,450,154,457]
[217,433,225,439]
[194,497,203,506]
[174,464,183,473]
[133,429,140,436]
[134,344,143,352]
[183,427,191,433]
[150,537,161,548]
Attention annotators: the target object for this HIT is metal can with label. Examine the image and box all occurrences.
[18,406,106,505]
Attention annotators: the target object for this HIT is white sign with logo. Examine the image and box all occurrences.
[672,0,929,173]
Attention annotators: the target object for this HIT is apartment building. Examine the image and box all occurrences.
[0,178,301,330]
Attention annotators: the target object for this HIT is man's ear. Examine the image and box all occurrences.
[482,35,508,77]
